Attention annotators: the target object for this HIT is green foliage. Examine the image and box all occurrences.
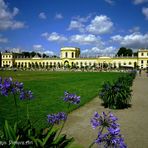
[0,120,18,142]
[99,71,136,109]
[0,120,74,148]
[116,47,133,57]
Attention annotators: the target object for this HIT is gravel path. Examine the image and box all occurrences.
[63,72,148,148]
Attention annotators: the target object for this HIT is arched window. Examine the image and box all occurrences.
[129,62,132,65]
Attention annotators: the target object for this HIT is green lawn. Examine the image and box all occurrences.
[0,71,124,127]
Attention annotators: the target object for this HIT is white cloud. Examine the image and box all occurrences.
[73,14,92,23]
[38,12,46,19]
[86,15,114,34]
[70,34,104,46]
[133,0,148,4]
[68,20,85,32]
[44,50,54,55]
[33,44,55,55]
[33,44,43,49]
[0,34,8,43]
[129,26,140,33]
[42,32,67,42]
[55,13,63,19]
[0,0,25,30]
[81,46,116,56]
[111,35,123,41]
[111,32,148,48]
[9,48,22,53]
[142,7,148,19]
[104,0,115,5]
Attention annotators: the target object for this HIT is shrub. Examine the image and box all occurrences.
[99,71,136,109]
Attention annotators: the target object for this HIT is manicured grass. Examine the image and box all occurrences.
[0,71,124,127]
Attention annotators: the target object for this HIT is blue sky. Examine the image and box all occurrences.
[0,0,148,56]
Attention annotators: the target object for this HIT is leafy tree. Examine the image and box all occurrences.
[116,47,133,56]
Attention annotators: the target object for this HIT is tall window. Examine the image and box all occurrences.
[141,53,144,56]
[141,60,143,64]
[72,52,74,58]
[65,52,68,58]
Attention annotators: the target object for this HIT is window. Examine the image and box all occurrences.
[72,52,74,58]
[65,52,68,58]
[147,53,148,56]
[141,60,143,64]
[141,53,144,56]
[124,62,126,65]
[147,60,148,64]
[129,62,132,65]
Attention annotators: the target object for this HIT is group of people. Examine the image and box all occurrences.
[138,69,148,77]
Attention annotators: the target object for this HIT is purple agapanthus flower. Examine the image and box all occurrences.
[0,77,24,96]
[91,112,127,148]
[47,112,67,125]
[19,90,33,100]
[91,112,119,129]
[63,91,80,104]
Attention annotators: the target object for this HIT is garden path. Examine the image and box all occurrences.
[63,71,148,148]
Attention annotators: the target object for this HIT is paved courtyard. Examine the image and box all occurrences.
[63,71,148,148]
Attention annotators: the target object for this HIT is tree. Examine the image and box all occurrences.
[116,47,133,57]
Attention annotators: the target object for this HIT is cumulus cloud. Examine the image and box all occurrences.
[133,0,148,4]
[41,32,67,42]
[55,13,63,19]
[68,20,85,32]
[67,14,92,32]
[70,34,104,46]
[86,15,114,34]
[38,12,46,19]
[0,0,25,30]
[142,7,148,19]
[111,32,148,49]
[81,46,116,56]
[0,34,8,43]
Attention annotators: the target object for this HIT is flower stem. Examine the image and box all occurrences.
[26,101,29,120]
[56,103,71,139]
[88,127,104,148]
[13,93,18,123]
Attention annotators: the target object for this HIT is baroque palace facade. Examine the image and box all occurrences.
[1,47,148,69]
